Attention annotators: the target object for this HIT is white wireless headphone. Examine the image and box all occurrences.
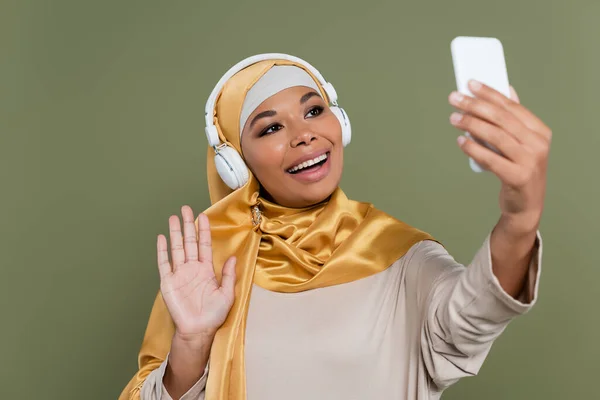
[204,53,352,191]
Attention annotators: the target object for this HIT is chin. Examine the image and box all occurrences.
[296,181,339,207]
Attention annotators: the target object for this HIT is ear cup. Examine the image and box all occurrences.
[330,106,351,147]
[214,145,249,190]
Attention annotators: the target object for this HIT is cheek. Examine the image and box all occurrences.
[322,114,343,144]
[245,140,287,177]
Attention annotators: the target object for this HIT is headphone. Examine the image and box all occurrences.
[204,53,352,190]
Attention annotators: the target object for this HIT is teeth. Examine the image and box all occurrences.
[288,153,328,173]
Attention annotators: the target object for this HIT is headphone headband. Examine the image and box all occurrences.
[204,53,338,147]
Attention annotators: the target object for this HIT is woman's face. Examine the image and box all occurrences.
[240,86,344,208]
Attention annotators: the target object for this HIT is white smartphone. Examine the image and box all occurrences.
[451,36,511,173]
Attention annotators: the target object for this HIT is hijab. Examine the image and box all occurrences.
[120,58,434,400]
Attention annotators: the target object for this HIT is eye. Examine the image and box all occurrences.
[306,106,324,118]
[259,123,283,137]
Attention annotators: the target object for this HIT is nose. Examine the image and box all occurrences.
[290,131,317,148]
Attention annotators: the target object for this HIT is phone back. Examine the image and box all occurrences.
[451,36,510,98]
[451,36,510,172]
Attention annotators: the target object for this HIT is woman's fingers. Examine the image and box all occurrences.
[450,112,522,162]
[457,135,521,183]
[220,256,237,297]
[157,234,171,279]
[197,213,213,266]
[169,215,185,269]
[181,206,198,262]
[467,81,551,142]
[449,90,524,144]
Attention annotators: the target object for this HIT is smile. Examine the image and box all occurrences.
[287,153,329,174]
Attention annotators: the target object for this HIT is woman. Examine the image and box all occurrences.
[120,54,549,400]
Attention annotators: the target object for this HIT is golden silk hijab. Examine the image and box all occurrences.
[120,59,434,400]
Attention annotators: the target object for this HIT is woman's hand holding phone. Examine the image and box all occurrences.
[449,80,551,237]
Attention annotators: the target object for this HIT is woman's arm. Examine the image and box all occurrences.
[118,292,211,400]
[120,208,236,400]
[415,78,550,389]
[161,332,213,399]
[407,233,542,391]
[448,81,551,300]
[489,216,538,299]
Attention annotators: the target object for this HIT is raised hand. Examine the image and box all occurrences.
[157,206,236,341]
[449,81,551,235]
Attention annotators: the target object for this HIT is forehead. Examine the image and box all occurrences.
[252,86,322,111]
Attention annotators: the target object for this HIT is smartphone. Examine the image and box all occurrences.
[451,36,511,173]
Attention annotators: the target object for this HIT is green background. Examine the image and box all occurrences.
[1,0,598,398]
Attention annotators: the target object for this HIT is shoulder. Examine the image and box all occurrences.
[393,239,454,275]
[392,239,463,301]
[403,239,449,263]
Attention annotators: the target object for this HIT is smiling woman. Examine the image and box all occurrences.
[240,67,344,208]
[119,54,547,400]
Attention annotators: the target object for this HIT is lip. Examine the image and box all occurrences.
[285,151,332,184]
[285,149,331,172]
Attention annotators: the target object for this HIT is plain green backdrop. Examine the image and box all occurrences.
[1,0,598,398]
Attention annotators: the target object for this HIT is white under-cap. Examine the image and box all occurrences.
[239,65,321,137]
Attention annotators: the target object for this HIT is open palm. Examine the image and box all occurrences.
[157,206,236,339]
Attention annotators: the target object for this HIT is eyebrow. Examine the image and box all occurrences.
[249,110,277,129]
[300,91,320,104]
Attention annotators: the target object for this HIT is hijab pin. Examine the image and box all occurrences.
[252,204,262,227]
